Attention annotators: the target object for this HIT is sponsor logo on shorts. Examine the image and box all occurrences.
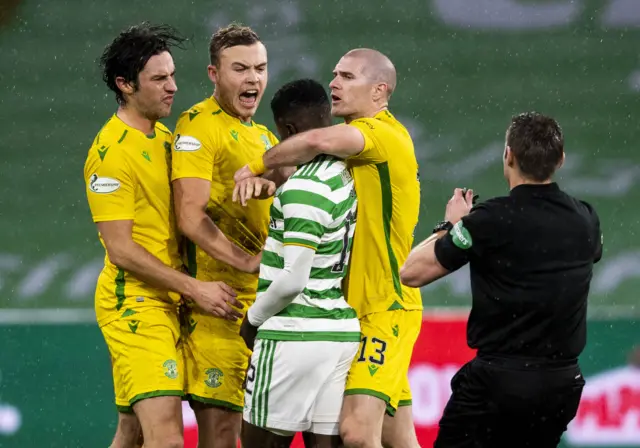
[392,324,400,337]
[88,174,120,194]
[368,365,379,376]
[128,320,139,334]
[173,134,201,152]
[188,318,197,334]
[450,221,472,250]
[205,368,224,388]
[163,359,178,380]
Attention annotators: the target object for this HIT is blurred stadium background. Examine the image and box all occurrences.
[1,0,640,446]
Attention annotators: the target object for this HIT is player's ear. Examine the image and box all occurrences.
[372,83,385,102]
[115,76,135,97]
[557,151,565,169]
[286,123,297,137]
[207,65,219,85]
[505,146,515,167]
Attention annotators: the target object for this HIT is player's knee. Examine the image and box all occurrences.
[340,421,376,448]
[381,435,420,448]
[195,407,241,447]
[114,413,141,446]
[381,428,420,448]
[217,414,240,436]
[341,432,371,448]
[159,434,183,448]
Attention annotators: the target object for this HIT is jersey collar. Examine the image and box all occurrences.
[510,182,561,198]
[208,95,254,127]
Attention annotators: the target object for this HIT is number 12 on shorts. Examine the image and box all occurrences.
[356,337,387,365]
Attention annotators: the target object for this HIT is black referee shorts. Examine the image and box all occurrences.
[434,355,585,448]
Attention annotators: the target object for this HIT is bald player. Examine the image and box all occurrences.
[234,49,422,448]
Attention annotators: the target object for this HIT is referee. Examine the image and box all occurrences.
[400,112,603,447]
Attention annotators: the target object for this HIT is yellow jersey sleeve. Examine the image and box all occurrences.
[85,151,135,222]
[347,118,393,164]
[171,115,217,181]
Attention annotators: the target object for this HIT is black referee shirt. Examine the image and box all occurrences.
[434,183,603,361]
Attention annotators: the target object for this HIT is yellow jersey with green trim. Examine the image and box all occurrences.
[345,110,422,317]
[84,115,183,327]
[171,96,278,300]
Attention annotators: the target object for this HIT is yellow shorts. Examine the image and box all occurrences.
[181,307,251,412]
[345,309,422,414]
[101,306,185,412]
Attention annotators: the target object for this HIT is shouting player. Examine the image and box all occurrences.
[170,24,280,447]
[239,79,360,448]
[84,23,241,448]
[235,49,422,448]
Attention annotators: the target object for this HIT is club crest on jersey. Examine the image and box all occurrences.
[260,134,272,151]
[174,134,201,152]
[89,173,120,194]
[205,368,224,388]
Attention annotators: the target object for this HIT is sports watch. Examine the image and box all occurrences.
[432,220,454,234]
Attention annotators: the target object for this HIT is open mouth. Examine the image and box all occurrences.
[239,90,258,107]
[331,94,341,102]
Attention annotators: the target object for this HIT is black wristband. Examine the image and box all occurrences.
[432,220,453,234]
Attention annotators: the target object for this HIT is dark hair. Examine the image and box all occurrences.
[209,23,260,66]
[99,22,186,105]
[271,79,330,124]
[506,112,564,181]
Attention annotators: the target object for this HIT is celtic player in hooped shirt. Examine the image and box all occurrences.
[243,154,359,438]
[239,79,360,447]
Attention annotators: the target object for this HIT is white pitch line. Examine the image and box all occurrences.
[0,308,95,325]
[0,305,637,325]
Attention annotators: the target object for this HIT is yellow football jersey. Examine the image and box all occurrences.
[171,96,278,299]
[84,115,183,326]
[345,110,422,317]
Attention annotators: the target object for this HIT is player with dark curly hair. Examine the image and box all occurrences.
[84,22,243,448]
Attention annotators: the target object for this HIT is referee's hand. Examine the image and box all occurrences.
[445,188,474,224]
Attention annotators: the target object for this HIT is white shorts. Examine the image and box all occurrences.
[243,338,359,435]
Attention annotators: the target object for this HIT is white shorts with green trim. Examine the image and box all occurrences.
[243,339,359,435]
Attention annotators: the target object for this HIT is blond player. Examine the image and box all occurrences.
[171,24,285,447]
[234,49,422,448]
[84,23,244,448]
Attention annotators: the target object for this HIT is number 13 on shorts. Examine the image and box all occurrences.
[345,310,421,411]
[346,330,397,405]
[357,336,387,372]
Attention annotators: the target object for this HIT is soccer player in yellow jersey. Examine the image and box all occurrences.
[84,23,244,448]
[235,49,422,448]
[171,24,283,447]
